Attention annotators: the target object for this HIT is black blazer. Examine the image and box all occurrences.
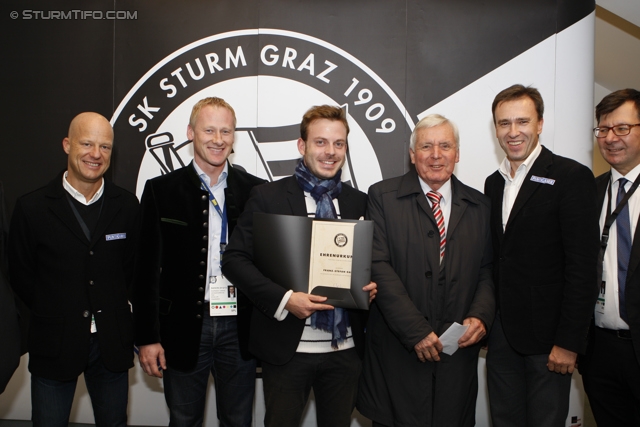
[594,172,640,365]
[484,146,600,355]
[222,176,368,365]
[0,181,20,393]
[9,173,139,381]
[133,162,266,370]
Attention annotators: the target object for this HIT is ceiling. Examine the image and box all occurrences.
[595,1,640,91]
[591,1,640,175]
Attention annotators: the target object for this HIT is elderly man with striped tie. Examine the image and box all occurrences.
[357,114,495,427]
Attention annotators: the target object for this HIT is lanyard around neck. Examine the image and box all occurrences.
[65,193,104,241]
[601,173,640,251]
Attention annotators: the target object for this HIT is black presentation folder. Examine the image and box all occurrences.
[253,212,372,310]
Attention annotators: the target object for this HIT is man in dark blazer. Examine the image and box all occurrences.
[484,84,599,427]
[222,105,376,427]
[0,181,20,394]
[134,97,266,427]
[356,114,495,427]
[582,88,640,425]
[9,113,139,426]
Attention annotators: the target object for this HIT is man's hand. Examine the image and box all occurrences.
[363,281,377,303]
[547,345,577,375]
[458,317,486,348]
[138,343,167,378]
[414,332,443,362]
[285,292,334,319]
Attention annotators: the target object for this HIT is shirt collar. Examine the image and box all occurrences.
[418,175,452,205]
[62,171,104,205]
[611,162,640,185]
[498,143,542,181]
[193,161,229,188]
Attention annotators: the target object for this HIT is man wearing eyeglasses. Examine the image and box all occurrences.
[581,88,640,425]
[484,84,600,427]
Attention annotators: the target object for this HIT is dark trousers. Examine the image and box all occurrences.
[486,314,571,427]
[262,347,361,427]
[31,334,128,427]
[163,315,256,427]
[582,326,640,426]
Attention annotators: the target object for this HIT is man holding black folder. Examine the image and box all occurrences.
[222,105,375,427]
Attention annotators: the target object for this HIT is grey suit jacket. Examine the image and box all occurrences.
[357,169,494,425]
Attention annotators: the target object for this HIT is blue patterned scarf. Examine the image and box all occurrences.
[294,159,350,348]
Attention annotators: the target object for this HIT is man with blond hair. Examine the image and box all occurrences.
[134,97,266,427]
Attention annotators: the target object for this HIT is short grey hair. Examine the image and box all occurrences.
[409,114,460,150]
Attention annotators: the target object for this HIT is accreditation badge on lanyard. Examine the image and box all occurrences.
[199,177,237,316]
[209,275,237,315]
[596,175,640,316]
[596,267,606,315]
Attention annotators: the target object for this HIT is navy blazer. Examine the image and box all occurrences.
[9,173,139,381]
[133,162,266,370]
[222,175,368,365]
[484,146,600,355]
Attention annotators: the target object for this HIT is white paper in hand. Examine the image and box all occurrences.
[439,322,469,355]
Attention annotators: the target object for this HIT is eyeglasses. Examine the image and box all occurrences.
[593,124,640,138]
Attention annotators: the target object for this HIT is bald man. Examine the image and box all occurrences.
[9,112,139,427]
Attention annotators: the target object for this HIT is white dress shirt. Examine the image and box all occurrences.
[193,161,228,302]
[62,171,104,205]
[498,143,542,231]
[418,175,453,234]
[596,163,640,330]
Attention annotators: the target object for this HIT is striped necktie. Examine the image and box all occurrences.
[427,191,446,263]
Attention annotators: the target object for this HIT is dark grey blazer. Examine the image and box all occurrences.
[357,169,494,426]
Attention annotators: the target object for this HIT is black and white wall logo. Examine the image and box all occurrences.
[111,29,414,197]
